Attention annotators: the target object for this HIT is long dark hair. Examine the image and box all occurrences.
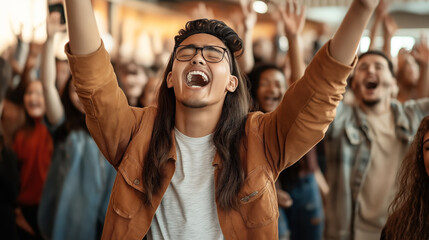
[142,19,252,210]
[384,116,429,240]
[0,57,12,145]
[55,76,87,142]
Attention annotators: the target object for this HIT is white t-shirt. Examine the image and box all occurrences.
[147,128,223,240]
[355,110,408,240]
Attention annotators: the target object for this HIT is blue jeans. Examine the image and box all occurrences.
[278,207,290,239]
[285,174,324,240]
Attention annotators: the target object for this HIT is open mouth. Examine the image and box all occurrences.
[365,81,379,90]
[262,96,281,105]
[264,96,280,101]
[28,102,42,109]
[186,71,209,88]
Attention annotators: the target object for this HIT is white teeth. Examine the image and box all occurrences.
[187,71,209,84]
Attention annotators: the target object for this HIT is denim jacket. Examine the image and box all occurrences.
[38,129,116,240]
[324,98,429,240]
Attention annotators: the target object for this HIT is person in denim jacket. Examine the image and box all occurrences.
[324,51,429,240]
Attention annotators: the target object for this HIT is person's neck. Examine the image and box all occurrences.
[174,102,223,138]
[359,99,391,116]
[128,97,138,107]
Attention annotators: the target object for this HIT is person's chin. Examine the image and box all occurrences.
[362,98,380,107]
[181,100,209,109]
[261,105,275,113]
[27,110,45,118]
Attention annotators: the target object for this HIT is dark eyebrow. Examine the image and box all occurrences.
[424,138,429,145]
[357,62,368,68]
[180,44,197,49]
[180,44,225,49]
[374,62,385,67]
[204,45,223,52]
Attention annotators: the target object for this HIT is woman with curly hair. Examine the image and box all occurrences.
[382,115,429,240]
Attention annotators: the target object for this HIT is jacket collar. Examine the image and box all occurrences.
[352,99,412,142]
[168,128,222,167]
[168,130,177,160]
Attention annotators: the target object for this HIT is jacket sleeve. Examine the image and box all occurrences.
[65,42,144,168]
[252,40,356,175]
[404,98,429,132]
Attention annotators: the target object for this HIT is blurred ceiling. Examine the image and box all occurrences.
[143,0,429,11]
[115,0,429,28]
[305,1,429,26]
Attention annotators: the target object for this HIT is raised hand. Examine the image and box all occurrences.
[239,0,257,31]
[375,0,388,18]
[46,12,66,39]
[235,0,257,74]
[412,35,429,67]
[190,2,214,20]
[411,34,429,99]
[382,14,397,38]
[277,1,306,38]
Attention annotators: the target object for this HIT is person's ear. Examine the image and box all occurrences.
[389,77,399,98]
[226,75,238,92]
[166,72,173,88]
[391,82,399,98]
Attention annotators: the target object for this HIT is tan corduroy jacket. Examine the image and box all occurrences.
[66,40,355,240]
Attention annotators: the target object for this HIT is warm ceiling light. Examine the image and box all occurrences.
[253,1,268,14]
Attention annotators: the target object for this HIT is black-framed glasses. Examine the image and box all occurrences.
[174,45,229,64]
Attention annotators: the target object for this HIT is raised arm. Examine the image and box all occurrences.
[41,12,66,125]
[278,0,306,84]
[257,0,378,173]
[237,0,257,74]
[381,14,397,60]
[368,0,387,50]
[64,0,101,55]
[63,0,141,166]
[412,37,429,99]
[330,0,379,65]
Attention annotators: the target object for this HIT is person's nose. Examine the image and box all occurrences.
[29,93,37,101]
[367,64,376,74]
[191,49,206,66]
[267,82,278,94]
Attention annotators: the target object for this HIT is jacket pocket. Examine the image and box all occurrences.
[112,155,144,219]
[238,167,277,228]
[345,126,361,145]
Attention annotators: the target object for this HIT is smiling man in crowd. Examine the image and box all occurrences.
[324,50,429,240]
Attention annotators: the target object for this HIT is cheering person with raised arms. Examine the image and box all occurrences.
[63,0,378,239]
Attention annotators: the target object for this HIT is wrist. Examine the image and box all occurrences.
[285,33,299,42]
[353,0,377,13]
